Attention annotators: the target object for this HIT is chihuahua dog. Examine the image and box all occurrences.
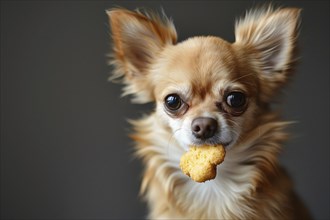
[107,6,310,219]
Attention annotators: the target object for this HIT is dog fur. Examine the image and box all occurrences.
[107,6,311,219]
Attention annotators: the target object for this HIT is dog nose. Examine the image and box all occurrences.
[191,117,218,139]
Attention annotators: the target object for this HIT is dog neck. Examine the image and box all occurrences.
[131,112,290,219]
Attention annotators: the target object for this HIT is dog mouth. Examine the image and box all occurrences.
[191,138,232,148]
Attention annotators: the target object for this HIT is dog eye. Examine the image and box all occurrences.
[226,92,246,108]
[165,94,182,111]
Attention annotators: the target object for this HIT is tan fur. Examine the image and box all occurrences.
[107,6,311,219]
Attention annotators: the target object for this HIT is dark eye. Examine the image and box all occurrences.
[226,92,246,108]
[165,94,182,111]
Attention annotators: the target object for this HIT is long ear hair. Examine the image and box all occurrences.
[234,6,301,102]
[107,8,177,103]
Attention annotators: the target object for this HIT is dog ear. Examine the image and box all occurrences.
[107,8,177,103]
[234,7,301,101]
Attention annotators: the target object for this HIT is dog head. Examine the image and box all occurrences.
[107,7,301,150]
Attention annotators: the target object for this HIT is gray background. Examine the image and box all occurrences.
[1,1,329,219]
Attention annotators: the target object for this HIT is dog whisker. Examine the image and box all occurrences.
[231,73,256,83]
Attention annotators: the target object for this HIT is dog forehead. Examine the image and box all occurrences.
[168,37,235,72]
[153,36,239,98]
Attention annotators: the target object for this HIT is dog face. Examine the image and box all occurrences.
[107,7,300,150]
[151,37,258,149]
